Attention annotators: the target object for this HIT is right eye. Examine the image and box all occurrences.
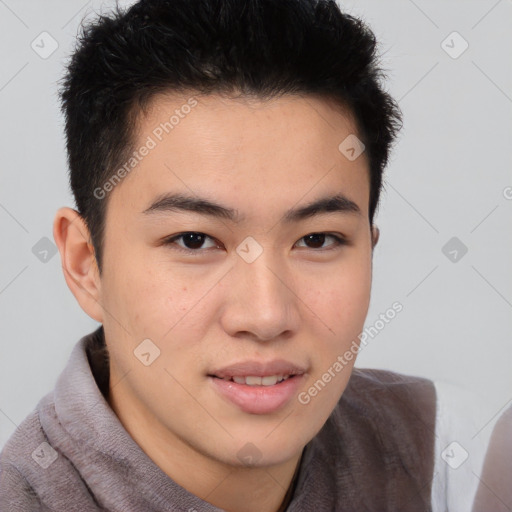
[163,232,220,253]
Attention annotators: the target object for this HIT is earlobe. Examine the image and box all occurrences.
[371,226,380,249]
[53,207,104,322]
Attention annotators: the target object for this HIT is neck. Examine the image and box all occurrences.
[108,379,304,512]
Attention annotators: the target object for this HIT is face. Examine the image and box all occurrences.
[95,92,375,468]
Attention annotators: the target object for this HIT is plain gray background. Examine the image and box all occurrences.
[1,0,511,451]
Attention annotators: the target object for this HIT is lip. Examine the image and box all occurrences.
[209,374,305,414]
[208,359,308,415]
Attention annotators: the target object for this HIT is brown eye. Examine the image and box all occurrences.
[164,232,218,252]
[181,232,207,249]
[295,233,346,250]
[303,233,326,248]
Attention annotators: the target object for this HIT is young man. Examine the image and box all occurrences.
[0,0,497,510]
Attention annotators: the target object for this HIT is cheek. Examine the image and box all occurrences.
[298,260,371,413]
[100,250,172,336]
[303,256,372,337]
[105,261,220,353]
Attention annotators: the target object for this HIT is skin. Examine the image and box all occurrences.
[54,92,379,512]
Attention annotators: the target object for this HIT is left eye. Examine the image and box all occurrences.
[295,233,346,250]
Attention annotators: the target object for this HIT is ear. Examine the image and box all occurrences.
[53,207,104,323]
[371,225,380,250]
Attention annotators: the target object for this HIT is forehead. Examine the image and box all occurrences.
[138,91,361,153]
[107,91,370,221]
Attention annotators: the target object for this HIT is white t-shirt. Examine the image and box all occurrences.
[432,380,499,511]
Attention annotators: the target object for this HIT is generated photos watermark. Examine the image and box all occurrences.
[298,301,403,405]
[93,97,198,200]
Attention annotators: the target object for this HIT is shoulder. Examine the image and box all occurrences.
[330,367,437,451]
[340,366,437,420]
[0,395,52,510]
[347,366,435,389]
[311,368,438,509]
[335,367,437,453]
[1,393,53,466]
[0,387,103,511]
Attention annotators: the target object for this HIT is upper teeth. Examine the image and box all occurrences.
[230,375,291,386]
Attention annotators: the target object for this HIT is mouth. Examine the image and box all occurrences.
[209,374,298,386]
[208,373,305,414]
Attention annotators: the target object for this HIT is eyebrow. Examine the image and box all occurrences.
[282,194,360,222]
[143,192,361,222]
[143,193,242,221]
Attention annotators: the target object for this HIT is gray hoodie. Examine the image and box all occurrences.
[0,327,437,511]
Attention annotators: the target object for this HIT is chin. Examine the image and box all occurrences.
[217,429,307,468]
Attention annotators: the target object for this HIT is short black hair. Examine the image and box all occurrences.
[60,0,402,270]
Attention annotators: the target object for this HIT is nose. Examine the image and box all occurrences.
[219,251,301,342]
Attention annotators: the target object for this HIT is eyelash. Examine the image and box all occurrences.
[162,231,348,254]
